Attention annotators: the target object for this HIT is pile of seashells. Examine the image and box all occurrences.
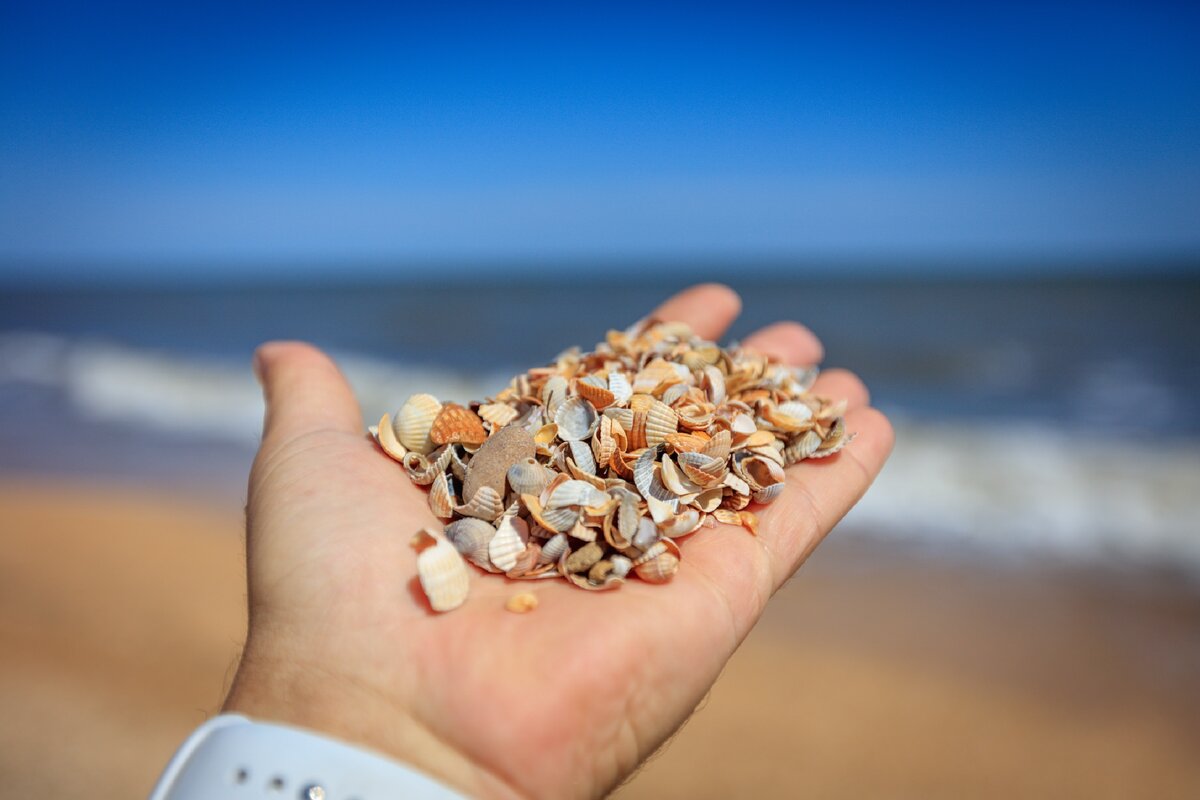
[373,319,852,612]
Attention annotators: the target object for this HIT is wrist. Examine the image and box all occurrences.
[223,642,523,800]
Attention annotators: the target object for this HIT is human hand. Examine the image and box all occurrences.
[222,284,894,799]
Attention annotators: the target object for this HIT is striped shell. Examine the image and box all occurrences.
[676,451,727,487]
[608,371,633,406]
[555,397,599,441]
[783,430,824,464]
[403,447,454,486]
[488,514,528,573]
[643,399,678,446]
[431,403,487,447]
[633,446,679,506]
[477,402,519,428]
[576,375,615,410]
[428,471,456,519]
[507,457,552,496]
[454,485,505,521]
[396,394,442,454]
[412,528,470,612]
[538,532,570,565]
[444,517,498,571]
[545,479,610,510]
[632,538,681,583]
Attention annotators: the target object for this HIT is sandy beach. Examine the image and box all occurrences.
[1,479,1198,798]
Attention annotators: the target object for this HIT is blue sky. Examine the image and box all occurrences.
[1,1,1198,280]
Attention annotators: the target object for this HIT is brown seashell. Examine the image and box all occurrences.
[428,471,456,519]
[412,528,470,612]
[477,402,519,428]
[722,491,752,511]
[712,508,742,526]
[675,402,715,430]
[563,541,604,574]
[810,416,853,458]
[576,376,616,410]
[376,413,408,461]
[454,485,505,521]
[676,451,727,488]
[396,394,442,454]
[591,415,620,464]
[462,424,535,503]
[431,403,487,447]
[665,432,708,453]
[658,508,703,539]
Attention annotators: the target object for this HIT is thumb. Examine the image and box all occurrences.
[254,341,363,443]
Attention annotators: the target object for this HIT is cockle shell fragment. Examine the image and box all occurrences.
[412,528,470,612]
[379,317,855,609]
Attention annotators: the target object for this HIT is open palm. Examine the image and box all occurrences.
[223,284,894,799]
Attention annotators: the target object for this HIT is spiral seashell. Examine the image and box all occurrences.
[752,482,785,505]
[783,430,824,464]
[454,485,505,522]
[676,451,727,488]
[488,514,528,573]
[444,518,498,571]
[507,457,551,496]
[396,394,442,454]
[633,538,680,583]
[431,403,487,447]
[411,528,470,612]
[477,402,519,428]
[576,375,615,410]
[608,371,633,406]
[643,398,678,447]
[554,396,599,441]
[403,447,454,486]
[538,532,570,565]
[428,471,456,519]
[545,479,610,510]
[376,413,409,461]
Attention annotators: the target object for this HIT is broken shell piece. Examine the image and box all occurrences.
[444,518,497,571]
[676,451,727,488]
[376,413,408,461]
[403,447,454,486]
[633,446,678,505]
[488,514,529,572]
[507,457,553,496]
[396,394,442,454]
[752,483,785,505]
[431,403,487,447]
[555,397,599,441]
[643,399,679,446]
[545,479,610,510]
[576,376,616,410]
[610,554,633,578]
[454,485,505,522]
[428,471,456,519]
[506,592,539,613]
[478,402,519,428]
[412,528,470,612]
[608,371,633,406]
[783,430,824,464]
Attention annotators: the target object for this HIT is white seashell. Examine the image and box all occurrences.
[545,479,610,510]
[617,492,641,540]
[488,515,528,572]
[660,454,702,496]
[643,399,678,446]
[567,439,597,475]
[444,518,498,570]
[644,494,677,524]
[507,457,552,496]
[603,407,635,431]
[658,508,702,539]
[396,394,442,454]
[541,375,569,419]
[701,429,732,462]
[676,451,727,487]
[694,487,724,512]
[660,383,690,406]
[722,471,751,496]
[732,451,786,492]
[752,483,785,505]
[776,401,814,423]
[428,471,456,519]
[632,516,660,550]
[608,371,633,406]
[538,532,570,565]
[555,396,599,441]
[412,528,470,612]
[454,485,505,521]
[633,446,679,506]
[477,402,519,428]
[610,554,633,578]
[783,430,824,464]
[634,548,680,584]
[703,365,726,404]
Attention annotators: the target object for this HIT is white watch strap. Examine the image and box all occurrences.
[150,714,467,799]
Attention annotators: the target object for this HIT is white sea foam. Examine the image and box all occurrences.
[3,332,1198,571]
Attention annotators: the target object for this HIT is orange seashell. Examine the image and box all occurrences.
[576,378,616,410]
[431,403,487,446]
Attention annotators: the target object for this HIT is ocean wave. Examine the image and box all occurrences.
[3,332,1198,572]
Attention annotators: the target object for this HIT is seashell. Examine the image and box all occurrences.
[634,358,686,394]
[396,394,442,454]
[644,494,677,524]
[694,487,725,512]
[563,541,604,574]
[728,412,758,440]
[676,451,727,487]
[738,510,760,536]
[633,446,679,506]
[643,398,678,446]
[477,402,519,428]
[632,516,660,550]
[567,519,598,542]
[722,491,752,511]
[431,403,487,447]
[541,375,569,418]
[444,518,497,570]
[701,429,732,462]
[488,514,528,572]
[610,554,633,578]
[608,371,633,406]
[603,406,634,432]
[538,532,570,565]
[811,416,852,458]
[660,454,702,497]
[576,376,615,410]
[633,538,681,583]
[462,424,535,503]
[783,430,824,464]
[665,432,708,453]
[555,396,599,441]
[545,479,610,509]
[617,491,641,541]
[777,400,815,422]
[722,470,751,496]
[712,508,742,526]
[732,452,787,492]
[403,447,454,486]
[740,429,778,449]
[564,568,624,591]
[675,402,715,430]
[376,413,408,461]
[507,457,552,496]
[428,471,456,519]
[568,439,597,476]
[506,592,539,613]
[658,508,702,539]
[752,482,785,505]
[411,528,470,612]
[591,415,620,464]
[446,445,469,481]
[522,493,580,533]
[702,365,726,404]
[454,485,505,521]
[660,383,690,406]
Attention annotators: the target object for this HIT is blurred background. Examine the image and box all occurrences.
[2,2,1198,797]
